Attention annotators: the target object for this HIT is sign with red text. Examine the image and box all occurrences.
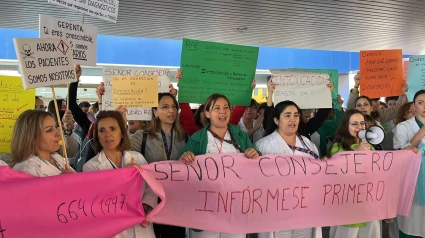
[142,152,421,233]
[102,66,170,120]
[39,14,97,66]
[0,167,145,238]
[0,76,35,153]
[360,49,403,98]
[270,69,332,109]
[14,38,77,89]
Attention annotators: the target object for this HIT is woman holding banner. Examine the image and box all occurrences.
[393,90,425,238]
[179,93,260,238]
[83,111,156,237]
[12,110,74,176]
[95,82,188,237]
[255,82,321,238]
[130,92,188,238]
[347,72,408,125]
[328,109,379,238]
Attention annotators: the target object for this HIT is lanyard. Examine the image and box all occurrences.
[287,133,319,159]
[208,126,242,152]
[37,155,64,171]
[105,152,124,169]
[161,129,173,160]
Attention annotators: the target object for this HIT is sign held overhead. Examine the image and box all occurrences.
[47,0,119,23]
[39,14,98,66]
[14,38,77,89]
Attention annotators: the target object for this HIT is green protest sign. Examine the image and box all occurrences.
[291,68,339,109]
[179,38,259,106]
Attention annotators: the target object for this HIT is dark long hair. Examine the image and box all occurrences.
[204,94,231,123]
[265,100,301,136]
[47,99,66,125]
[330,109,364,155]
[395,102,413,125]
[193,104,205,128]
[355,96,380,121]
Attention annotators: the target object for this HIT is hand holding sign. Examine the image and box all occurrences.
[75,64,82,80]
[169,84,177,97]
[125,158,137,168]
[179,151,196,163]
[244,148,259,159]
[61,164,75,174]
[354,72,361,88]
[267,79,276,94]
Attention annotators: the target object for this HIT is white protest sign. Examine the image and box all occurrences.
[270,69,332,109]
[14,38,77,90]
[48,0,119,23]
[102,66,170,120]
[39,15,97,66]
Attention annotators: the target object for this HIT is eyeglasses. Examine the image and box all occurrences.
[355,103,370,107]
[350,122,366,128]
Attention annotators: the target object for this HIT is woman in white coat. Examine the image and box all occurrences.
[83,110,157,238]
[255,97,322,238]
[12,110,74,176]
[393,89,425,238]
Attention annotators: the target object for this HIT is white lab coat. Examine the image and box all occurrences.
[238,117,266,144]
[0,160,8,166]
[393,117,425,237]
[329,222,380,238]
[84,150,157,238]
[255,131,322,238]
[13,153,71,177]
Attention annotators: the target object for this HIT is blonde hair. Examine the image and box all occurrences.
[11,110,55,164]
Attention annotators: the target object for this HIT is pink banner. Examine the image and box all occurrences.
[0,167,145,238]
[142,151,421,233]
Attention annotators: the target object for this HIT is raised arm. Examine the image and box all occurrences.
[68,65,92,138]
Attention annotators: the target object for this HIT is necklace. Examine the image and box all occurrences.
[213,137,224,153]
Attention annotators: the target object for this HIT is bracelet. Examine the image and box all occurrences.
[98,102,102,105]
[353,86,359,88]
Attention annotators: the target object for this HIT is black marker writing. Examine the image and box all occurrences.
[56,193,127,223]
[0,220,6,238]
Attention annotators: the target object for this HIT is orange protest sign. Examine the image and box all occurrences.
[112,75,158,108]
[359,49,403,98]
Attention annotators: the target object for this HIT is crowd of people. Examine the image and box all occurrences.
[1,66,424,238]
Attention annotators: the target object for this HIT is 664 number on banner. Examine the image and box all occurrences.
[56,193,128,223]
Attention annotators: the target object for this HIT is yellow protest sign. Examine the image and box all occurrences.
[112,75,158,108]
[0,76,35,153]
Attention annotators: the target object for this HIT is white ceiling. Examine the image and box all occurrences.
[0,0,424,54]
